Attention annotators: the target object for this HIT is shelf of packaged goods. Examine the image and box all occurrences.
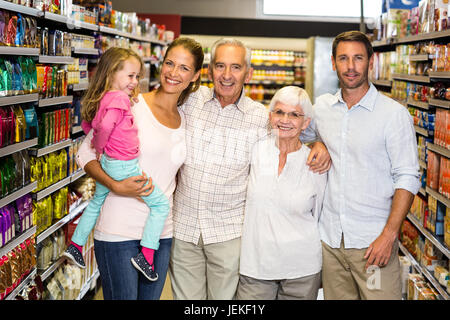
[372,38,394,48]
[32,170,85,203]
[371,79,392,87]
[38,95,73,107]
[427,142,450,159]
[28,139,72,157]
[398,242,449,300]
[71,20,99,32]
[70,169,86,183]
[419,160,427,170]
[0,1,43,17]
[397,29,450,45]
[0,93,39,107]
[69,82,89,91]
[418,187,427,197]
[407,97,429,110]
[426,186,450,208]
[0,225,36,258]
[71,125,83,135]
[409,54,433,62]
[38,55,74,64]
[0,138,38,158]
[77,269,99,300]
[36,200,88,244]
[407,213,450,259]
[39,257,65,281]
[72,47,99,56]
[4,267,37,300]
[391,73,430,83]
[0,181,37,209]
[43,11,68,24]
[32,175,71,201]
[428,98,450,109]
[414,125,432,137]
[428,71,450,79]
[0,46,40,56]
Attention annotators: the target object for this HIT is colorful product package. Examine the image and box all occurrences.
[13,106,26,143]
[0,10,6,46]
[23,107,38,140]
[20,150,31,186]
[6,14,17,46]
[1,58,13,96]
[14,13,24,47]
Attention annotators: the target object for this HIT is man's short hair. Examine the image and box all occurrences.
[210,38,252,69]
[332,31,374,59]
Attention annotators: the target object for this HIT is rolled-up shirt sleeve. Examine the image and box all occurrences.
[386,106,421,195]
[76,130,96,170]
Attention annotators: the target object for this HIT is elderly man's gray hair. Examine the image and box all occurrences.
[268,86,313,119]
[210,38,252,68]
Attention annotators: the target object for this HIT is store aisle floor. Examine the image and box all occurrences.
[92,274,174,300]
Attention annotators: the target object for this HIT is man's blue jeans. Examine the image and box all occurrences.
[94,238,172,300]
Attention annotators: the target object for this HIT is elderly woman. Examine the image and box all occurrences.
[237,86,327,300]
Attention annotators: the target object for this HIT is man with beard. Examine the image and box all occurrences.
[313,31,421,300]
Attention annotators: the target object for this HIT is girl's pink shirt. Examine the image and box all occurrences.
[81,91,139,160]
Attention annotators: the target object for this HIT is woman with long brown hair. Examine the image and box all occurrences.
[74,38,204,299]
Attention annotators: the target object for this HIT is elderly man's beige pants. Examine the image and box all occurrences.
[169,235,241,300]
[321,237,402,300]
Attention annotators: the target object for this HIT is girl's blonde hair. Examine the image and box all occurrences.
[81,47,143,122]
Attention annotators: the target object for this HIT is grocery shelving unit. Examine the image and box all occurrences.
[0,0,170,300]
[373,29,450,300]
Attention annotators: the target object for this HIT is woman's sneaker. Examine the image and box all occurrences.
[131,252,158,282]
[62,244,86,269]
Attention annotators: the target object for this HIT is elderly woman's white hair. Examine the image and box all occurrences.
[268,86,313,119]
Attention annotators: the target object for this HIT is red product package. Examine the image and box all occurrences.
[6,15,17,46]
[54,109,60,143]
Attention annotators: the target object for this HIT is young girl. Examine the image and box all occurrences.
[63,47,169,282]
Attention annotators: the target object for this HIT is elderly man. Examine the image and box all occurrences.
[169,38,330,300]
[314,31,421,300]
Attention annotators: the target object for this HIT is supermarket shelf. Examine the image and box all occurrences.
[397,29,450,44]
[419,160,427,170]
[399,242,448,300]
[70,82,89,91]
[39,55,74,64]
[0,46,40,56]
[418,187,427,197]
[28,139,72,157]
[71,125,83,134]
[426,186,450,208]
[0,226,36,258]
[391,73,430,83]
[407,214,450,259]
[72,47,99,56]
[414,125,432,137]
[38,95,73,107]
[71,169,86,183]
[0,138,38,158]
[428,98,450,109]
[36,200,88,244]
[32,176,71,201]
[407,97,429,110]
[77,269,99,300]
[426,186,450,210]
[0,93,39,107]
[409,54,433,62]
[5,268,37,301]
[427,142,450,159]
[371,79,392,87]
[43,11,68,24]
[71,20,99,31]
[0,181,37,209]
[39,257,65,281]
[0,1,43,17]
[429,71,450,79]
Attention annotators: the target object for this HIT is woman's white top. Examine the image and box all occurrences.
[239,135,327,280]
[76,94,187,241]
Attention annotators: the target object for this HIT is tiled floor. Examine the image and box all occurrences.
[92,274,174,300]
